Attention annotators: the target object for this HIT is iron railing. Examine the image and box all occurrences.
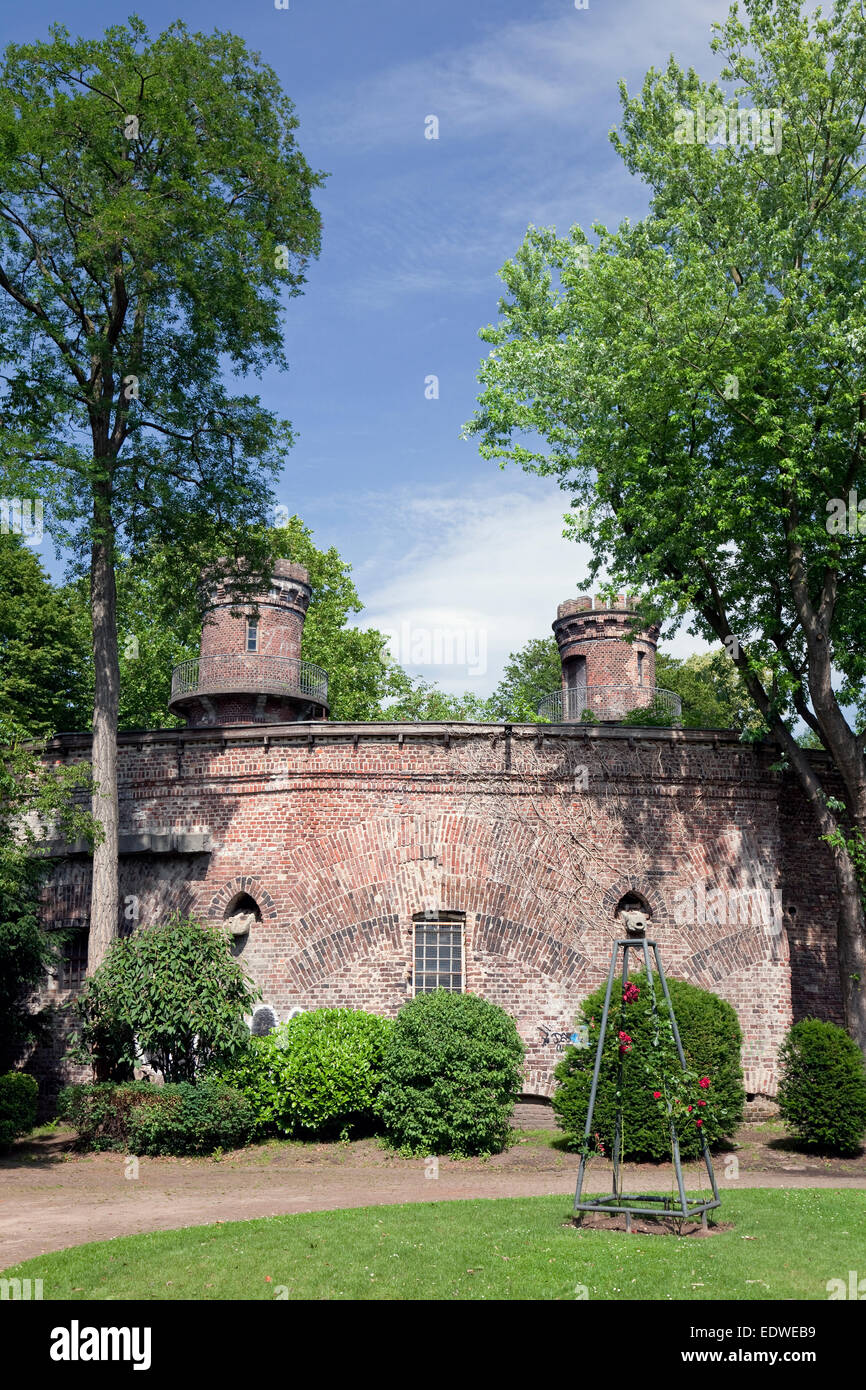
[537,685,682,724]
[169,653,329,709]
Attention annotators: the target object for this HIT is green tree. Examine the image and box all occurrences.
[0,18,324,969]
[61,517,408,728]
[0,716,96,1067]
[655,650,761,731]
[487,636,560,721]
[383,675,492,722]
[465,0,866,1050]
[70,913,259,1082]
[0,535,89,736]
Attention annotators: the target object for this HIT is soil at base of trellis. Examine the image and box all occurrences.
[571,1212,734,1236]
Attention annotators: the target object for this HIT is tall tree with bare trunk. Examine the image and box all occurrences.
[0,18,323,970]
[465,0,866,1052]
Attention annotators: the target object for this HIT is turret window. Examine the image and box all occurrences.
[246,621,259,652]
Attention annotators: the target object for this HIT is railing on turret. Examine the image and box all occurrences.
[536,685,682,724]
[169,653,329,709]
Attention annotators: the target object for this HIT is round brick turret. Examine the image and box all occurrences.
[537,594,674,723]
[168,560,329,727]
[554,593,659,694]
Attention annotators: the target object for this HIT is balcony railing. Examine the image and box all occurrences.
[537,685,682,724]
[169,653,329,709]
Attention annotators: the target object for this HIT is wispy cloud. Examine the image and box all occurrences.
[347,478,711,694]
[315,0,725,151]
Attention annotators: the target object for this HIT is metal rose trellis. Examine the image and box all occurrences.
[572,927,721,1232]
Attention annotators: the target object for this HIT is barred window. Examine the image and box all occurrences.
[413,911,464,994]
[59,925,89,989]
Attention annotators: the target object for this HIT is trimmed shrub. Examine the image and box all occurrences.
[0,1070,38,1147]
[69,913,259,1082]
[219,1007,392,1139]
[126,1081,253,1156]
[777,1019,866,1155]
[553,971,745,1161]
[59,1079,253,1155]
[59,1081,163,1151]
[376,991,525,1157]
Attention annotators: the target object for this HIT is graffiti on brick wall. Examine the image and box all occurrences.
[538,1025,589,1052]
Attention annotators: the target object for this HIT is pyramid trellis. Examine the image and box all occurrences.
[572,934,721,1231]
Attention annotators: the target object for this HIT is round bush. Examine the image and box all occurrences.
[553,971,745,1161]
[777,1019,866,1155]
[220,1007,392,1139]
[127,1080,253,1156]
[0,1071,38,1147]
[59,1080,156,1151]
[376,991,525,1157]
[59,1079,253,1154]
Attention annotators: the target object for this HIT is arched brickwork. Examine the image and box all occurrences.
[204,876,278,922]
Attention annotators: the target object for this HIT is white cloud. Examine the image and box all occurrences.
[352,479,711,695]
[316,0,726,151]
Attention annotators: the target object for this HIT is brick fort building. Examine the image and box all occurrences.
[39,561,842,1109]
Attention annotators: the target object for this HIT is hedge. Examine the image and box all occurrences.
[553,971,745,1161]
[376,991,525,1157]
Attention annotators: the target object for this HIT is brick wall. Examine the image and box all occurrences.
[34,723,840,1103]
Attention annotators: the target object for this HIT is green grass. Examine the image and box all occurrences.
[2,1189,864,1300]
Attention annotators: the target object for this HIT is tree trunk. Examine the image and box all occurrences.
[834,850,866,1060]
[87,484,120,974]
[774,723,866,1057]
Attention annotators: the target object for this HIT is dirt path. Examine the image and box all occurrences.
[2,1125,865,1267]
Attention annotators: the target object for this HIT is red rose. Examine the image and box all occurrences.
[687,1105,693,1112]
[698,1099,707,1107]
[699,1077,711,1089]
[653,1091,661,1099]
[696,1118,703,1127]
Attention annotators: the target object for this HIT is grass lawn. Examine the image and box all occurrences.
[3,1189,864,1300]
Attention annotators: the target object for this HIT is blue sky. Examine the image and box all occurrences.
[8,0,735,695]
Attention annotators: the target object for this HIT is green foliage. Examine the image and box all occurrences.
[486,637,561,721]
[655,651,761,731]
[384,679,491,722]
[219,1008,392,1139]
[0,535,88,737]
[0,1070,38,1147]
[619,698,676,727]
[0,717,97,1067]
[59,1080,157,1150]
[777,1019,866,1155]
[70,914,259,1082]
[553,972,745,1161]
[376,991,525,1157]
[126,1081,253,1156]
[59,1079,253,1154]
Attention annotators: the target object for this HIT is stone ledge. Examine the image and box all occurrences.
[40,831,213,858]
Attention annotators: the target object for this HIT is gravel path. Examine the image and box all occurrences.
[2,1127,864,1266]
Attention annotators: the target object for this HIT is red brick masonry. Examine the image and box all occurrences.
[38,722,841,1102]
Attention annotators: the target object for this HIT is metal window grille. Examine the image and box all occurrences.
[61,928,89,988]
[413,913,464,994]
